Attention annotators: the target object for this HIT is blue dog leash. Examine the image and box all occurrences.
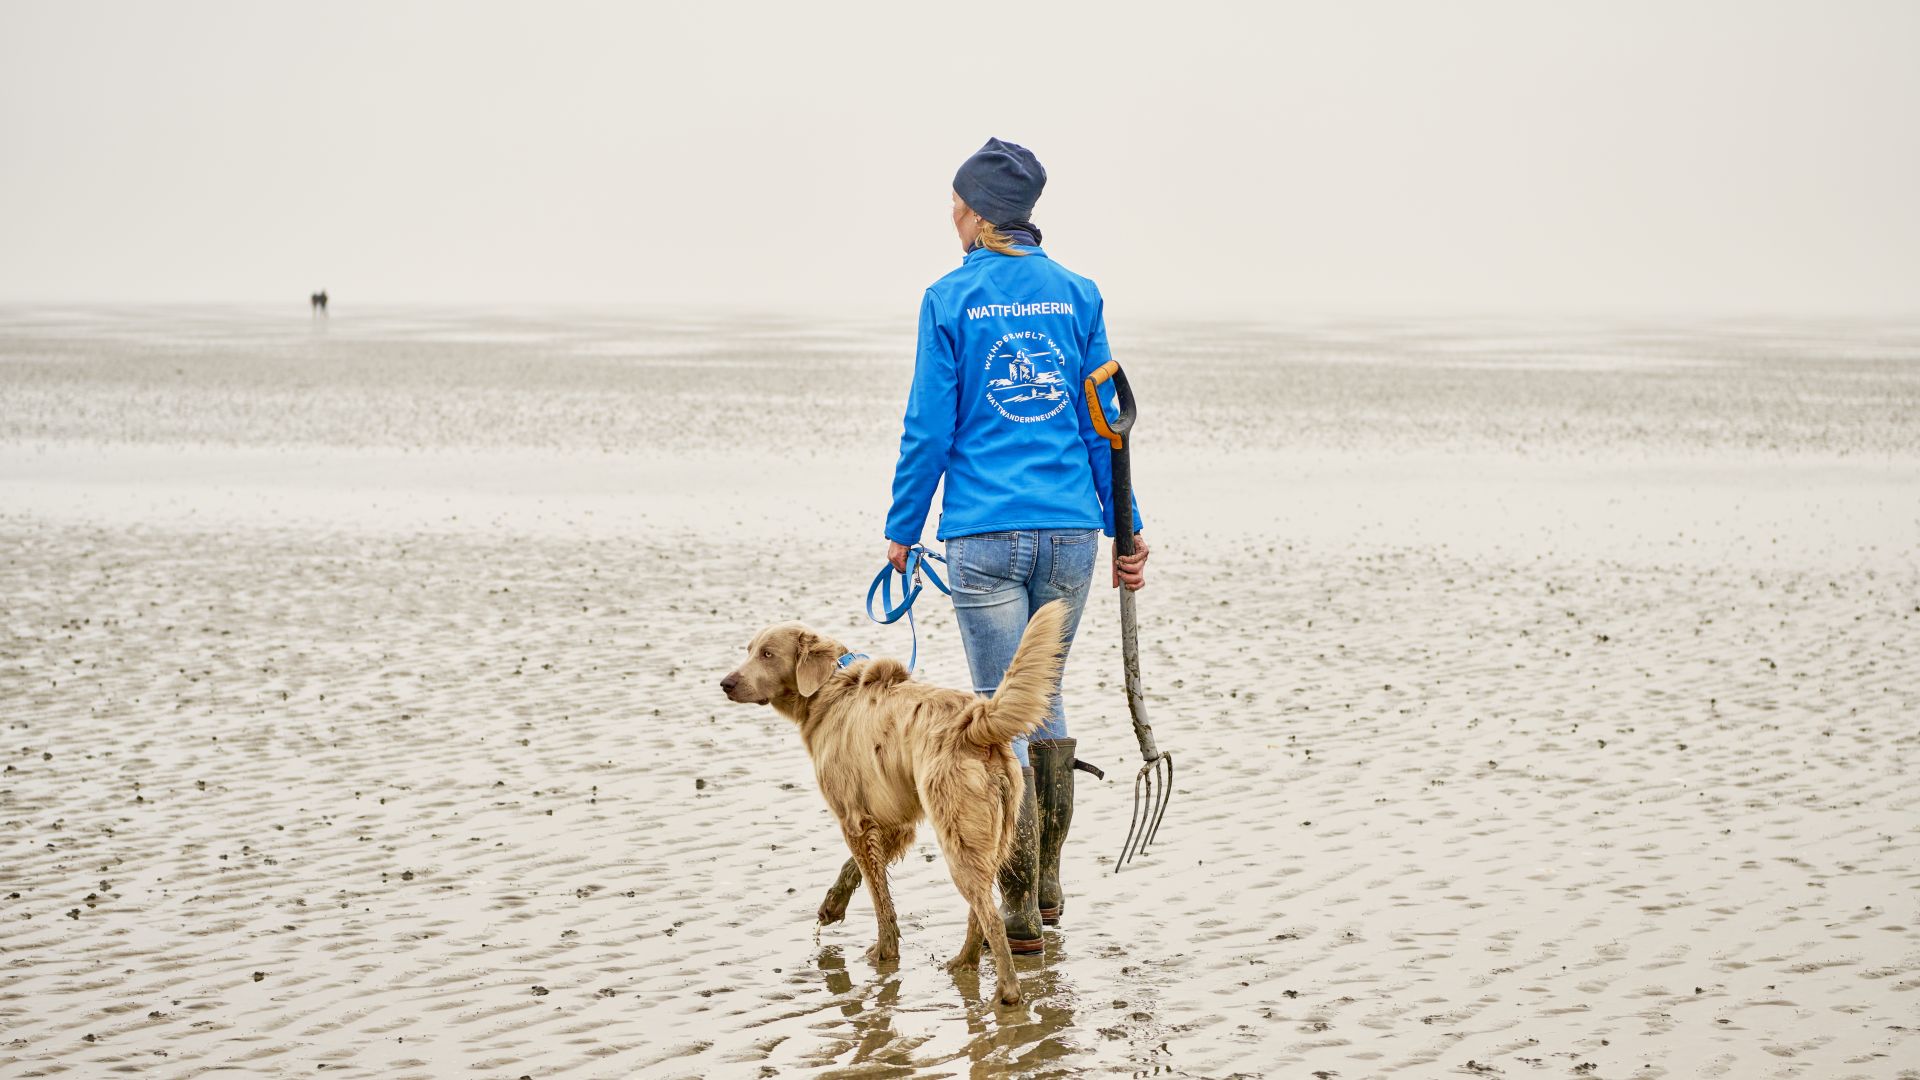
[864,544,950,672]
[853,544,1106,782]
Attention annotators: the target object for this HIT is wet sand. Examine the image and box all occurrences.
[2,307,1917,1077]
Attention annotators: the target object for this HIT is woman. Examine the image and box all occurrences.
[884,137,1149,954]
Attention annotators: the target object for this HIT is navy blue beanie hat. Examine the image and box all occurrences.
[953,137,1046,226]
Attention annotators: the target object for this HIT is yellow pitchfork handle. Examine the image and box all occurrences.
[1082,359,1133,451]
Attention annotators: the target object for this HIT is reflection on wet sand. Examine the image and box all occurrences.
[815,948,910,1071]
[805,945,1079,1075]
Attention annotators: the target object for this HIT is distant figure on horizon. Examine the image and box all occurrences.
[311,289,329,317]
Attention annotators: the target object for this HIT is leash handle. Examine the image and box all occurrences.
[865,546,947,624]
[865,545,949,671]
[1084,360,1138,556]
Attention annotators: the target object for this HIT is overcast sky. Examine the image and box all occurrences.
[2,1,1916,317]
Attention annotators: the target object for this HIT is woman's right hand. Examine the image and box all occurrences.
[1112,534,1149,591]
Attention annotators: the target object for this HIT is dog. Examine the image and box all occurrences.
[720,599,1069,1005]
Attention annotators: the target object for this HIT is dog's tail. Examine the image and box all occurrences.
[964,599,1071,748]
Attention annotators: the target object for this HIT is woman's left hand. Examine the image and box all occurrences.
[886,540,910,573]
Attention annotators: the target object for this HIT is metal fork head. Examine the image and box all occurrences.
[1114,751,1173,871]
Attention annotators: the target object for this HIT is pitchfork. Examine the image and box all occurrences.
[1084,360,1174,871]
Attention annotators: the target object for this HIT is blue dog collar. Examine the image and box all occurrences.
[836,651,869,668]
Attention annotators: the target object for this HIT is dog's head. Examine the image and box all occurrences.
[721,623,840,707]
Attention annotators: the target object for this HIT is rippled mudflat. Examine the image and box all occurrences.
[2,306,1916,1077]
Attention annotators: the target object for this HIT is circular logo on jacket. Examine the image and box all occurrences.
[983,331,1070,423]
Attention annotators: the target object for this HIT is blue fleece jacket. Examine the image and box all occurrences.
[885,245,1144,545]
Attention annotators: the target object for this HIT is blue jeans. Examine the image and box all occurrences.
[945,528,1097,766]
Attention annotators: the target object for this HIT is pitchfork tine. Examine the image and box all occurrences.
[1118,764,1147,868]
[1138,764,1154,859]
[1143,752,1173,848]
[1114,752,1174,870]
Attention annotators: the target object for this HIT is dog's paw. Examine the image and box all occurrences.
[944,953,980,974]
[996,981,1023,1006]
[817,860,861,925]
[863,941,899,964]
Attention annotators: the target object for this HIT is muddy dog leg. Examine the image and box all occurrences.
[944,912,985,974]
[970,884,1022,1005]
[817,857,862,925]
[847,824,908,963]
[932,811,1022,1003]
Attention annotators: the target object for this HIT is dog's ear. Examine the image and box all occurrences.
[794,632,837,698]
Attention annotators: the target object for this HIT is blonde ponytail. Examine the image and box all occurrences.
[975,220,1031,257]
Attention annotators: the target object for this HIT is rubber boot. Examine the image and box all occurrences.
[998,766,1044,954]
[1030,738,1076,925]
